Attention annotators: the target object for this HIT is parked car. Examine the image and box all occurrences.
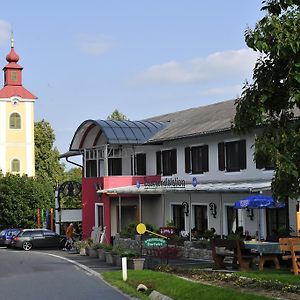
[11,229,65,251]
[0,228,21,247]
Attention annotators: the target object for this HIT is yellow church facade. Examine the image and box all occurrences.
[0,39,36,176]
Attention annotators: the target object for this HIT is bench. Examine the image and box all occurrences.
[279,237,300,275]
[211,238,252,271]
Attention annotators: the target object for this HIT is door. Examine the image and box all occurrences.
[227,206,238,235]
[194,205,208,234]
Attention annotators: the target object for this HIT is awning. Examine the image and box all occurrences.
[97,180,271,195]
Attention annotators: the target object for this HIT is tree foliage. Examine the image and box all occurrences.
[0,174,54,229]
[34,120,65,186]
[107,109,129,121]
[234,0,300,200]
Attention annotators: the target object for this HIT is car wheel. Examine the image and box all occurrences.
[22,241,32,251]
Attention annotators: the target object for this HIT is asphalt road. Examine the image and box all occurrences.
[0,247,129,300]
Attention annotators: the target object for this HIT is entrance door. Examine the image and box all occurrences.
[172,204,185,231]
[266,206,288,236]
[117,205,137,231]
[227,206,238,235]
[194,205,208,234]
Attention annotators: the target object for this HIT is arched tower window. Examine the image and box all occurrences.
[11,159,20,172]
[9,113,21,129]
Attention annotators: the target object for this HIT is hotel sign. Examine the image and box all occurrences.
[144,178,185,189]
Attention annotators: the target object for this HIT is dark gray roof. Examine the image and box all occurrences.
[146,99,236,143]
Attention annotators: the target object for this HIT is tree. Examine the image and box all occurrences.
[0,174,54,228]
[34,120,65,186]
[107,109,129,121]
[234,0,300,200]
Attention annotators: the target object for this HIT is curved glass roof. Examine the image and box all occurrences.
[70,119,165,150]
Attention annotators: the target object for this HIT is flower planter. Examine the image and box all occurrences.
[79,248,87,256]
[128,258,145,270]
[105,251,114,264]
[97,248,106,261]
[115,255,122,267]
[88,248,98,258]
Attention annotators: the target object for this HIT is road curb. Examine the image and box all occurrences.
[45,252,104,279]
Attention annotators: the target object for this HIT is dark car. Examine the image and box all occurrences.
[11,229,65,251]
[0,228,21,247]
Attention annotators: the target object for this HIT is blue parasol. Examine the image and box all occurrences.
[234,194,285,240]
[233,195,285,209]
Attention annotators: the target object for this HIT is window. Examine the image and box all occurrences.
[11,159,20,172]
[172,204,185,231]
[11,71,17,82]
[131,153,146,175]
[194,205,208,234]
[185,145,209,174]
[156,149,177,176]
[95,204,104,230]
[256,156,275,170]
[86,160,97,177]
[43,231,57,237]
[9,113,21,129]
[218,140,246,172]
[108,158,122,175]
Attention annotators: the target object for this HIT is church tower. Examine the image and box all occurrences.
[0,37,37,176]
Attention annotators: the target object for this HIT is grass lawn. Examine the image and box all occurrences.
[102,270,273,300]
[238,268,300,286]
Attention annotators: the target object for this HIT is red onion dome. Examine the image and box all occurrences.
[6,47,19,63]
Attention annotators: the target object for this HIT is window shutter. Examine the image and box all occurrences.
[130,155,134,175]
[239,140,247,170]
[156,151,161,175]
[203,145,209,172]
[171,149,177,174]
[185,147,191,173]
[218,142,225,171]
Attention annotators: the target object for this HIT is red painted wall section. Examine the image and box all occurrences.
[81,177,103,239]
[102,175,161,189]
[82,175,161,243]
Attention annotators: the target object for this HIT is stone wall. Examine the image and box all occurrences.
[114,235,213,261]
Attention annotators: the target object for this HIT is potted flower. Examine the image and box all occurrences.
[75,240,87,256]
[112,245,127,267]
[124,250,145,270]
[103,244,114,264]
[88,242,99,258]
[84,238,93,256]
[95,243,106,261]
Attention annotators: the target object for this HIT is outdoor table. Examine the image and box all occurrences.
[244,241,282,270]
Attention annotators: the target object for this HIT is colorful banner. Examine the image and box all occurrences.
[37,208,40,228]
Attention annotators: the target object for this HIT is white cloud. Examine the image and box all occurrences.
[0,20,11,47]
[137,49,258,83]
[77,34,116,56]
[199,84,244,97]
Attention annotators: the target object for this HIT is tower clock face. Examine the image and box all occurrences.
[11,98,19,106]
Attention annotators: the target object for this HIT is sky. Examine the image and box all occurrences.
[0,1,265,167]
